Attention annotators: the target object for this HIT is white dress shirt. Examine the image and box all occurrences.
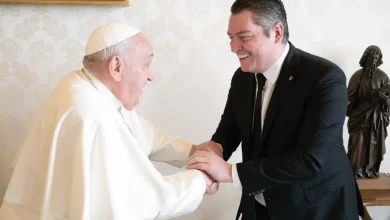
[232,43,290,207]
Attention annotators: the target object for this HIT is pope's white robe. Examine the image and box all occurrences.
[0,69,206,220]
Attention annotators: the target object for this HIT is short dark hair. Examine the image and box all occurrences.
[231,0,289,44]
[359,45,383,68]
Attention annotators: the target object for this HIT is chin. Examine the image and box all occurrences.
[123,100,137,110]
[240,66,255,73]
[123,97,140,110]
[123,104,135,111]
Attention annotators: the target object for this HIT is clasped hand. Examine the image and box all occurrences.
[186,141,233,195]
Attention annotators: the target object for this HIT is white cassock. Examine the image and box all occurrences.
[0,69,206,220]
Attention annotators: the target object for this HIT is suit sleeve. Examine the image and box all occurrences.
[90,122,206,220]
[236,68,348,193]
[211,69,242,160]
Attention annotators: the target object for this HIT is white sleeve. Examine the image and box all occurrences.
[90,124,206,220]
[232,164,243,189]
[139,116,193,168]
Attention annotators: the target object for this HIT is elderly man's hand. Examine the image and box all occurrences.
[201,171,219,195]
[186,150,232,183]
[206,181,219,195]
[190,141,223,158]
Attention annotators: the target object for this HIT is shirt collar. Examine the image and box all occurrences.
[262,43,290,85]
[81,68,123,112]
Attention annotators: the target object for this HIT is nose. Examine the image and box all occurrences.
[148,70,154,81]
[230,38,241,53]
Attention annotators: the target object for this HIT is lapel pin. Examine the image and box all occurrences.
[289,76,294,81]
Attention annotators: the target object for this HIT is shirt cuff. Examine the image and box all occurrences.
[232,164,243,189]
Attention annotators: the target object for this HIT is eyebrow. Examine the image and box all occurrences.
[227,30,252,36]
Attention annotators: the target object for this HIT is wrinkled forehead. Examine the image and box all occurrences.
[143,41,153,55]
[138,34,153,55]
[122,37,153,67]
[127,34,154,57]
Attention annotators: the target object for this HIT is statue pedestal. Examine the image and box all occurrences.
[357,174,390,220]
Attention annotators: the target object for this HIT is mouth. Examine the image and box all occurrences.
[237,53,251,60]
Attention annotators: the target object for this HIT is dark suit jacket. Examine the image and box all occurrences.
[211,42,364,220]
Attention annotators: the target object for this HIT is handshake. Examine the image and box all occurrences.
[185,141,233,195]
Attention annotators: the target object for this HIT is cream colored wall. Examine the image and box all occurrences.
[1,0,390,219]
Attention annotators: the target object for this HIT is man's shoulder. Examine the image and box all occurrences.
[294,47,345,83]
[38,70,107,124]
[52,70,102,103]
[297,48,342,73]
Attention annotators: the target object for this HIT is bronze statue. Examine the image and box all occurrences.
[347,45,389,178]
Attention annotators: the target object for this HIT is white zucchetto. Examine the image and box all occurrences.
[85,22,140,56]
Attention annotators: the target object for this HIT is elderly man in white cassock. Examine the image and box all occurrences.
[0,23,218,220]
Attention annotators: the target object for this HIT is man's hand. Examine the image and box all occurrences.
[206,181,219,195]
[190,141,223,158]
[186,150,232,183]
[201,172,219,195]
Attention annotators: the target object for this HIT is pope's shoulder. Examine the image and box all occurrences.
[38,70,110,125]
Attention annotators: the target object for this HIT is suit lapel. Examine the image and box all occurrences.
[252,43,300,158]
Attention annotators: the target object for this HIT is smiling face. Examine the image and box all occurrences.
[122,34,154,110]
[228,10,285,73]
[107,33,154,110]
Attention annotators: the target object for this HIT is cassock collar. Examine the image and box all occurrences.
[81,68,123,112]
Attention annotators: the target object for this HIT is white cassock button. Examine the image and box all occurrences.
[289,76,293,81]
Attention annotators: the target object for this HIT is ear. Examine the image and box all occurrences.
[108,55,123,82]
[272,23,284,44]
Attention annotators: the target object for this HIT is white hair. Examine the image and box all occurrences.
[82,38,134,74]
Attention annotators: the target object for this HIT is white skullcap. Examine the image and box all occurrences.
[85,22,140,56]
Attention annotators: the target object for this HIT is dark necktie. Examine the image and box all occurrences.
[252,73,266,154]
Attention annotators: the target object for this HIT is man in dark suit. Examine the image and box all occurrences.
[186,0,364,219]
